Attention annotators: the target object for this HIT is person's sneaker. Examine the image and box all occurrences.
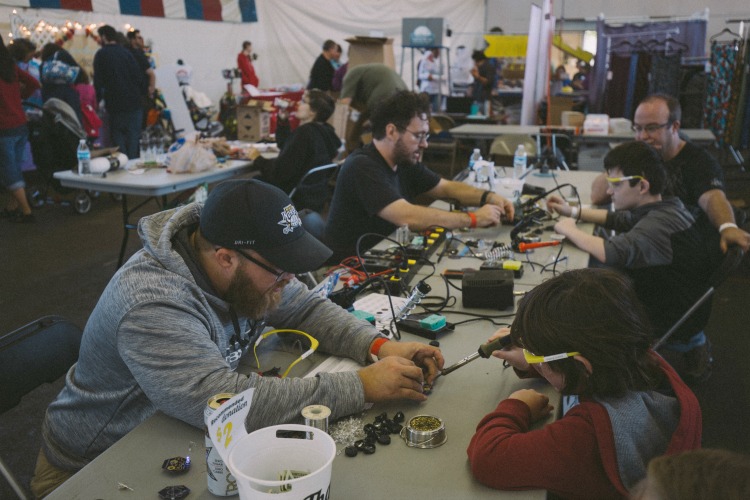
[682,341,713,385]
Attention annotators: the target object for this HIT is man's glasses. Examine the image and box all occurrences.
[605,175,644,189]
[234,248,288,282]
[631,122,671,134]
[523,348,581,364]
[398,127,430,143]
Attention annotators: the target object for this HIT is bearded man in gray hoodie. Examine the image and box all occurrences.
[31,179,443,497]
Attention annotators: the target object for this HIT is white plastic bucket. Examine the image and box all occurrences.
[494,177,525,202]
[227,424,335,499]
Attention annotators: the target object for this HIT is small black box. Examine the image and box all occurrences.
[461,270,514,310]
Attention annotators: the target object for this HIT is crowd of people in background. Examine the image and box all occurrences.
[4,22,750,500]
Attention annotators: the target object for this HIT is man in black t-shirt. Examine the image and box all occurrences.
[307,39,337,91]
[591,94,750,253]
[324,91,514,263]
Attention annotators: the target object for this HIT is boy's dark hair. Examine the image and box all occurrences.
[603,141,667,195]
[242,40,252,50]
[641,93,681,123]
[370,91,430,140]
[126,29,140,41]
[307,89,335,123]
[510,268,662,398]
[97,25,118,43]
[322,39,337,51]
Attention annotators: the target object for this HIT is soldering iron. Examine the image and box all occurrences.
[440,335,512,376]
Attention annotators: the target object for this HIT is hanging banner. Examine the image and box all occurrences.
[484,34,528,58]
[8,0,257,22]
[552,35,593,63]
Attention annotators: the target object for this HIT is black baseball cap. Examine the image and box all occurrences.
[200,179,332,273]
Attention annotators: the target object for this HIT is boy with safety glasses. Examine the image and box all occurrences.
[467,268,701,498]
[545,141,720,385]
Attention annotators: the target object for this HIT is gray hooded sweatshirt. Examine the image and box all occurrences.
[41,202,378,471]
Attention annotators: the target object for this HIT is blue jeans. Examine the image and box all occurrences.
[0,126,28,191]
[108,109,143,160]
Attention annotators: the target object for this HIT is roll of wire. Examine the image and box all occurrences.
[302,404,331,433]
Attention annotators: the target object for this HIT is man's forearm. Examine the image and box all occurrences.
[700,189,736,228]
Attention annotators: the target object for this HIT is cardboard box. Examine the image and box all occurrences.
[346,36,395,69]
[236,105,270,143]
[548,95,577,125]
[328,101,350,141]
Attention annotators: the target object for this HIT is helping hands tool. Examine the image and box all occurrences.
[440,335,512,376]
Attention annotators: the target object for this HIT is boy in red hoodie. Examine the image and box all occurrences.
[467,268,701,499]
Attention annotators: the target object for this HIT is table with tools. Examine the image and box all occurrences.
[47,170,598,500]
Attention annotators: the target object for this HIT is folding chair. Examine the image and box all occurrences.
[653,246,745,350]
[288,163,340,213]
[0,316,82,500]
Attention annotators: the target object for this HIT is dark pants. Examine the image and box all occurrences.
[109,108,143,160]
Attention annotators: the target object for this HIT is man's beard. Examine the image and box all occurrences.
[392,137,419,167]
[224,268,287,320]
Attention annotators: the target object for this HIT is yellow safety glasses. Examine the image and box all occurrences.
[605,175,644,189]
[523,348,581,364]
[253,329,319,378]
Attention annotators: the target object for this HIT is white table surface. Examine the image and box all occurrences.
[450,123,716,147]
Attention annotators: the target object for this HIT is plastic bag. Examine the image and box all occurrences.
[166,136,216,173]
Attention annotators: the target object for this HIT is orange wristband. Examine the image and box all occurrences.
[468,212,477,229]
[370,338,389,359]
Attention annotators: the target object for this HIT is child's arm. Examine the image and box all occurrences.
[554,217,606,262]
[547,195,609,225]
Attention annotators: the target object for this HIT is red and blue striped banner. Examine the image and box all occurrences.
[24,0,257,22]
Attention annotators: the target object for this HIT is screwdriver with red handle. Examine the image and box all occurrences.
[514,240,561,253]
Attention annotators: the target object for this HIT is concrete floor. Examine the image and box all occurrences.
[2,161,750,498]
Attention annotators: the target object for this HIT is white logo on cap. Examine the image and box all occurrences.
[278,205,302,234]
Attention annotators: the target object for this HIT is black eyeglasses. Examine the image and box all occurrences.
[397,127,430,143]
[234,248,287,281]
[631,122,671,134]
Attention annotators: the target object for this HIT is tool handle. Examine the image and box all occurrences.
[517,240,561,252]
[478,335,512,358]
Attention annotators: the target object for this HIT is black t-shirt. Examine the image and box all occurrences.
[324,143,441,262]
[665,141,724,213]
[308,54,334,91]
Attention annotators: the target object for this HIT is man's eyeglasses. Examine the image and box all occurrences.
[234,248,288,281]
[523,348,581,364]
[605,175,644,189]
[631,122,671,134]
[398,127,430,143]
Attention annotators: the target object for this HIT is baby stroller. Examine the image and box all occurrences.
[175,60,223,137]
[25,98,95,214]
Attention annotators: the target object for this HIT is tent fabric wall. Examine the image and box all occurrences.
[2,0,485,106]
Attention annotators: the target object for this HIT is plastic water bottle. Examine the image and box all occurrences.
[469,148,482,171]
[77,139,91,175]
[513,145,527,179]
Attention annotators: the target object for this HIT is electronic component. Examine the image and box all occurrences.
[461,270,515,310]
[396,313,454,340]
[480,260,524,278]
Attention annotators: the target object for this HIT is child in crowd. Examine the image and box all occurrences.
[467,268,702,499]
[630,448,750,499]
[74,68,102,143]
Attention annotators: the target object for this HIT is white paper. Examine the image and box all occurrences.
[206,388,255,463]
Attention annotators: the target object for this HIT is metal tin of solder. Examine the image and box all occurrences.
[401,414,447,448]
[302,404,331,433]
[205,393,238,496]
